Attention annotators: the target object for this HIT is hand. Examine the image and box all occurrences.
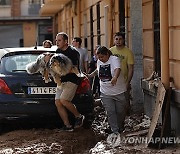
[82,72,88,76]
[111,77,118,86]
[82,72,91,77]
[44,54,51,63]
[86,74,91,78]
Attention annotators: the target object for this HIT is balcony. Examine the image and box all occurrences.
[40,0,71,16]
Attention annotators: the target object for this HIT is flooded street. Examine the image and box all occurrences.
[0,106,180,154]
[0,127,102,154]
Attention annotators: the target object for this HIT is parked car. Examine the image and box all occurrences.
[0,47,94,130]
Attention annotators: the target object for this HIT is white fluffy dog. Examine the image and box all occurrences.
[26,53,80,87]
[26,52,61,86]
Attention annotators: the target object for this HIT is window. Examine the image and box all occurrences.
[119,0,125,33]
[38,25,53,45]
[84,14,88,48]
[153,0,160,75]
[28,0,41,4]
[0,0,11,5]
[28,0,41,15]
[97,3,101,45]
[90,6,94,56]
[3,54,38,73]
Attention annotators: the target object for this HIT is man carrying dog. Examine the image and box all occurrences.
[46,32,85,131]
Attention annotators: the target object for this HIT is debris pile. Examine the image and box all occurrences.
[90,105,152,153]
[124,114,151,133]
[92,104,151,137]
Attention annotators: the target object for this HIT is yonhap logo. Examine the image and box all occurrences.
[120,137,180,144]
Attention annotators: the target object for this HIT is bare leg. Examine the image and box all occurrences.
[55,82,84,129]
[60,99,80,117]
[60,99,85,128]
[55,99,71,126]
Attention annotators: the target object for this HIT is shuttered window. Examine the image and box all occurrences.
[119,0,125,34]
[0,0,11,5]
[97,3,101,45]
[90,6,94,56]
[153,0,161,75]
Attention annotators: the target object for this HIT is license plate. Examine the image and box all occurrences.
[28,87,56,94]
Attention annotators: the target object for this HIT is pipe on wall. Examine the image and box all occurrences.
[160,0,170,89]
[104,5,109,47]
[125,0,129,46]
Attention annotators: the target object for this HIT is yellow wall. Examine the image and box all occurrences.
[168,0,180,89]
[23,22,36,47]
[55,0,132,54]
[43,0,180,89]
[142,0,154,79]
[142,0,180,89]
[41,0,180,90]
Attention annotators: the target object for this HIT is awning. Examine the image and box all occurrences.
[40,0,71,16]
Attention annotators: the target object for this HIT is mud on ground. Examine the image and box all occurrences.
[0,106,180,154]
[0,126,104,154]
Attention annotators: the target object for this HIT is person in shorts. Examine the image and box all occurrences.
[46,32,85,131]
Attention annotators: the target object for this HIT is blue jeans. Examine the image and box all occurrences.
[100,92,128,133]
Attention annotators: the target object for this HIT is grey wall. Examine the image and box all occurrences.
[130,0,143,113]
[142,80,180,136]
[0,25,23,48]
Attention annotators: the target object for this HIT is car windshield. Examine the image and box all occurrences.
[2,54,38,72]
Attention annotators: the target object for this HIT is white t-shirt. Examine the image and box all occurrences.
[76,47,89,72]
[97,55,127,95]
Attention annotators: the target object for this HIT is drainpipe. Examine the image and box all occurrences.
[160,0,170,89]
[125,0,128,46]
[159,0,171,147]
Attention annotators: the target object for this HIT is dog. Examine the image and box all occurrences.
[49,53,80,76]
[49,53,81,85]
[26,52,61,87]
[49,53,73,76]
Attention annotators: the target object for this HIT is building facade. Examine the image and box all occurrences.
[0,0,53,48]
[40,0,180,136]
[41,0,143,115]
[142,0,180,136]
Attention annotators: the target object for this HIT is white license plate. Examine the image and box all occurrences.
[28,87,56,94]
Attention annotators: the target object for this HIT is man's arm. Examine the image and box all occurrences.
[83,48,89,73]
[83,61,88,73]
[126,64,134,89]
[89,69,98,78]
